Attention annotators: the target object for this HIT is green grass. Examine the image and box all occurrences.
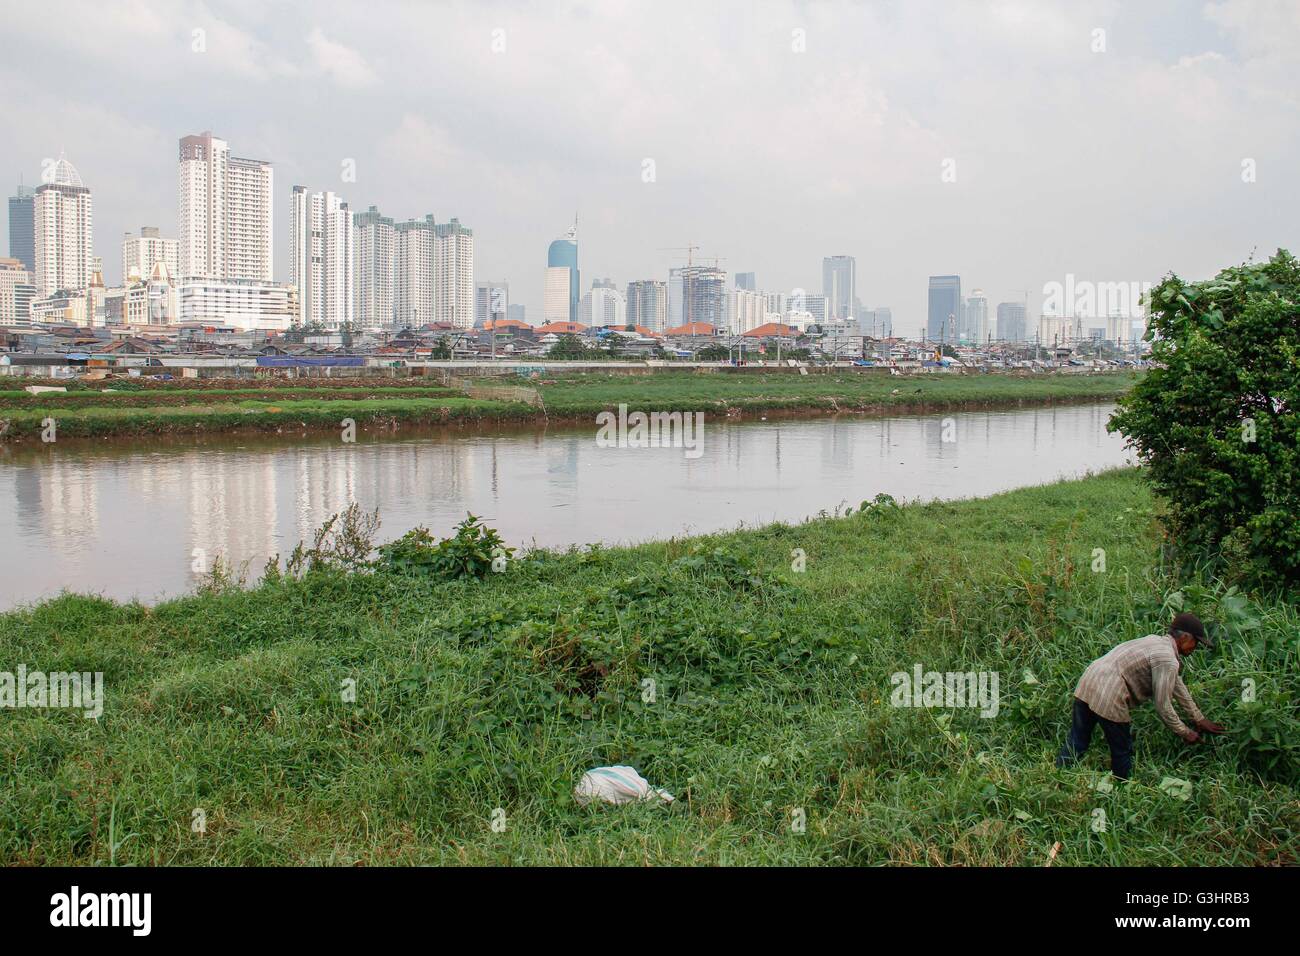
[1,468,1294,865]
[532,370,1140,417]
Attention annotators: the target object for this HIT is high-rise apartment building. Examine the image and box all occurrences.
[291,187,354,328]
[353,206,395,328]
[730,288,767,334]
[580,278,625,328]
[388,213,473,329]
[996,301,1028,342]
[434,218,474,328]
[735,272,756,292]
[33,156,93,298]
[822,255,855,322]
[927,275,962,342]
[626,280,668,332]
[804,293,827,325]
[393,214,435,328]
[7,184,34,273]
[122,226,178,285]
[0,257,35,326]
[178,132,273,281]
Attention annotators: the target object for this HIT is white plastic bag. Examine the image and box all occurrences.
[574,766,674,806]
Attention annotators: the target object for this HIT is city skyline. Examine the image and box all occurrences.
[1,1,1297,335]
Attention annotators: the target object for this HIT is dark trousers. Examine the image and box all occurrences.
[1056,697,1134,779]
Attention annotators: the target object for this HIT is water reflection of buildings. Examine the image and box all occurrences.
[188,455,279,573]
[285,439,482,545]
[291,446,360,545]
[544,434,580,494]
[22,456,100,542]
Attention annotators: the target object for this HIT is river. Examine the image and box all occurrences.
[0,402,1132,608]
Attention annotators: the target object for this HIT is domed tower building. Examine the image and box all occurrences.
[33,153,93,301]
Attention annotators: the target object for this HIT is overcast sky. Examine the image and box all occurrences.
[2,0,1297,334]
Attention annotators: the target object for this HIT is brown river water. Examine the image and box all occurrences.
[0,402,1131,608]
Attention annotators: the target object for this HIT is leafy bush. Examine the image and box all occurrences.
[1230,692,1299,781]
[1108,250,1299,592]
[858,493,901,519]
[670,545,768,591]
[374,527,441,577]
[376,513,513,581]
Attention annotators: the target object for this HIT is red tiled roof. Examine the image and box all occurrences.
[537,322,588,334]
[742,322,799,338]
[664,322,716,336]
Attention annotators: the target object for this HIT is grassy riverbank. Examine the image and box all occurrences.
[0,396,531,439]
[532,369,1140,418]
[1,469,1295,866]
[0,370,1138,440]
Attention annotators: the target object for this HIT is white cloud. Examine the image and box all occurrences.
[306,28,378,89]
[1,0,1296,331]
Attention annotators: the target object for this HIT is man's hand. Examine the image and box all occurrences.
[1181,729,1202,744]
[1195,718,1227,735]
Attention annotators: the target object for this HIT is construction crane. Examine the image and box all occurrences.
[658,243,702,267]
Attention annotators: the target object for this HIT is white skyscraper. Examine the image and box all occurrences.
[122,226,178,285]
[434,218,474,328]
[0,258,34,326]
[291,187,354,328]
[33,155,93,298]
[729,287,767,334]
[354,206,395,328]
[544,267,574,324]
[964,290,989,344]
[393,214,435,328]
[178,131,273,281]
[580,279,626,328]
[626,280,667,332]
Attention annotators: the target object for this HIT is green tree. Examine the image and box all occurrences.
[1108,250,1299,591]
[548,333,589,359]
[695,343,731,361]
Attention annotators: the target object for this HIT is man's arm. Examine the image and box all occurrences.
[1152,661,1197,739]
[1173,674,1206,724]
[1177,673,1227,735]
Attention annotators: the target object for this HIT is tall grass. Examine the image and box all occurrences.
[0,469,1294,865]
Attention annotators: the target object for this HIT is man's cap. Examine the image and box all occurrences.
[1171,611,1213,648]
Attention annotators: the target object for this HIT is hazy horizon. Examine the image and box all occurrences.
[2,0,1297,335]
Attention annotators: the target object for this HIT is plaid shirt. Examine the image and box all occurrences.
[1074,633,1205,736]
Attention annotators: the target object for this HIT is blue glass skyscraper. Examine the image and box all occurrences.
[547,222,579,323]
[927,275,962,343]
